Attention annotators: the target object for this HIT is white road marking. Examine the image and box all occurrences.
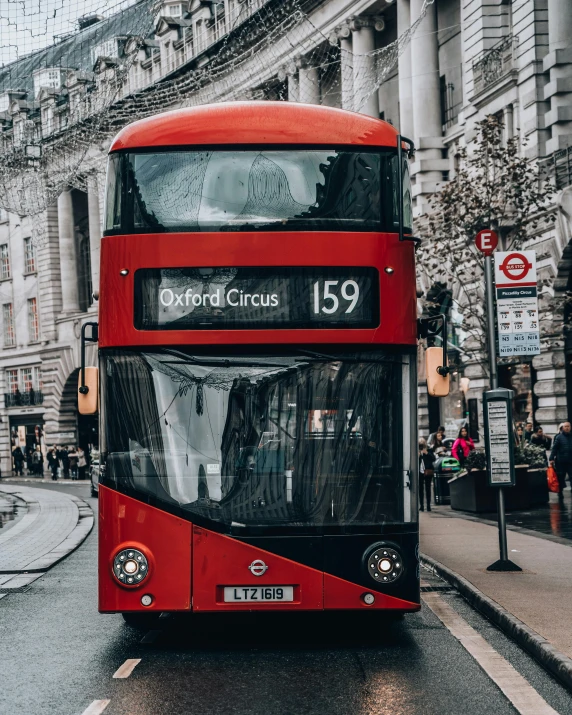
[140,629,161,644]
[423,593,560,715]
[81,700,111,715]
[113,658,141,679]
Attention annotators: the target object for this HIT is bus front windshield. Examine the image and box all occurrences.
[105,149,412,234]
[103,349,411,532]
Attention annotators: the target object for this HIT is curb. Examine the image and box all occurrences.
[0,487,94,574]
[420,552,572,692]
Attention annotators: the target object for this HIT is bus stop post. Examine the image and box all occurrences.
[483,254,521,572]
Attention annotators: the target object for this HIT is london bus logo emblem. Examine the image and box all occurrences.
[248,560,268,577]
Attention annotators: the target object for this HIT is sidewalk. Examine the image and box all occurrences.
[420,506,572,689]
[0,484,93,595]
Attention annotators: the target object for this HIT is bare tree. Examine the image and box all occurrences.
[417,115,554,370]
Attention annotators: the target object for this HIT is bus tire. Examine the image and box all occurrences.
[122,612,162,630]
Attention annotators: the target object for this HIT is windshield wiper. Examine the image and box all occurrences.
[158,350,290,369]
[295,349,385,364]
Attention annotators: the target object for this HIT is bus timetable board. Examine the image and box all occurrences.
[483,388,515,487]
[134,267,380,330]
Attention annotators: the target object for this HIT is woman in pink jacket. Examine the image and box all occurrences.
[452,426,475,468]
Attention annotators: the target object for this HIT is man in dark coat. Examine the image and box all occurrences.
[550,421,572,501]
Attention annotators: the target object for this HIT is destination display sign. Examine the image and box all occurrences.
[134,267,380,330]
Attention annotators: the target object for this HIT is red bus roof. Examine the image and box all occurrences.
[109,102,400,151]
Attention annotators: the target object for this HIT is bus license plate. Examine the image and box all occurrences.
[223,586,294,602]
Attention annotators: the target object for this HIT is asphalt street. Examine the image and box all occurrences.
[2,481,572,715]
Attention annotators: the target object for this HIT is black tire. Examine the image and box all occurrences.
[122,612,162,630]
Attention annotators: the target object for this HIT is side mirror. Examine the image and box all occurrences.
[426,347,450,397]
[78,366,99,414]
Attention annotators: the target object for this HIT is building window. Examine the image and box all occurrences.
[24,237,36,273]
[440,77,461,131]
[7,368,18,394]
[27,297,39,341]
[4,366,42,407]
[0,243,10,279]
[3,303,15,346]
[21,367,33,391]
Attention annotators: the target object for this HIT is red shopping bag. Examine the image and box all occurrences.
[547,466,559,493]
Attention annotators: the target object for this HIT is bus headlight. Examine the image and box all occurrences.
[365,545,404,583]
[113,548,149,586]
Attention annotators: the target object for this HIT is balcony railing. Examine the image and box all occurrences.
[4,389,44,407]
[473,36,515,95]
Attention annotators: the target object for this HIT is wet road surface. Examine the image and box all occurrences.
[1,482,572,715]
[0,491,26,534]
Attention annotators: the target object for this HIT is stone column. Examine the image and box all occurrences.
[279,61,299,103]
[410,0,445,210]
[297,58,320,105]
[350,17,378,118]
[548,0,572,51]
[87,174,101,296]
[503,104,514,142]
[544,0,572,153]
[57,189,80,313]
[410,0,441,156]
[287,72,299,102]
[329,24,353,111]
[340,31,353,111]
[397,0,413,138]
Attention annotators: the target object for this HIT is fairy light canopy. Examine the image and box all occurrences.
[0,0,434,241]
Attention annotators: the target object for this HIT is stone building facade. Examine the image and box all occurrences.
[0,0,571,471]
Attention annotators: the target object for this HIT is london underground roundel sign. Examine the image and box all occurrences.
[474,229,498,256]
[498,253,534,282]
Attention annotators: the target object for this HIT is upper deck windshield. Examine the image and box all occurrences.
[102,348,414,533]
[104,149,412,235]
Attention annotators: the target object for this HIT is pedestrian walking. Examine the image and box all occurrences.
[48,447,59,481]
[524,421,534,442]
[12,446,24,476]
[57,446,70,479]
[419,438,435,512]
[515,425,526,448]
[31,447,43,476]
[430,430,447,458]
[77,447,87,480]
[68,447,79,480]
[428,425,445,450]
[549,421,572,502]
[25,445,34,474]
[531,425,552,452]
[451,426,475,469]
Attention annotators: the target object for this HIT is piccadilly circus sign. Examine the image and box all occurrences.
[498,253,533,282]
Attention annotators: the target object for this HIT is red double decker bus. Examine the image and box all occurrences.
[80,102,448,626]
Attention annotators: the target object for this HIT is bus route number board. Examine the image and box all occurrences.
[487,401,512,485]
[134,267,379,330]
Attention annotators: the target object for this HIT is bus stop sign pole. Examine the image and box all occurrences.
[480,245,522,572]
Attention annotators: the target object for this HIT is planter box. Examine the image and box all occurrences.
[449,469,495,513]
[449,466,548,513]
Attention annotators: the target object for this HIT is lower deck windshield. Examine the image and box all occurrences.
[103,348,411,533]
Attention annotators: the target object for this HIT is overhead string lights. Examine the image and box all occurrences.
[0,0,435,242]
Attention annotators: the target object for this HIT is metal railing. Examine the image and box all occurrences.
[473,36,515,95]
[4,389,44,407]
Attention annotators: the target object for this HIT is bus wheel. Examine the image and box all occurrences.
[122,612,162,630]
